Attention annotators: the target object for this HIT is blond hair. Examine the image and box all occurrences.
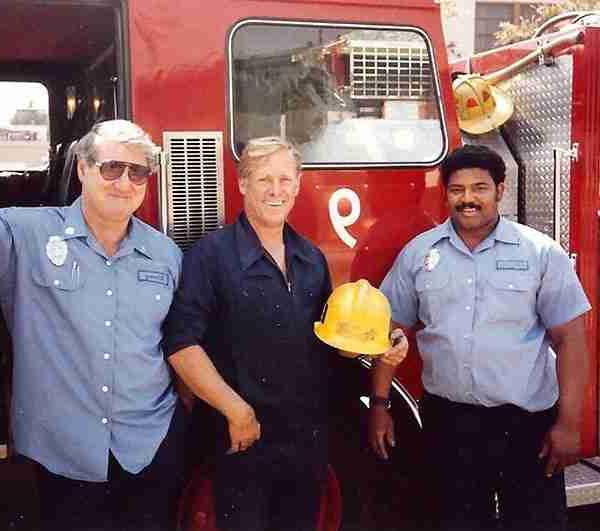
[238,137,302,181]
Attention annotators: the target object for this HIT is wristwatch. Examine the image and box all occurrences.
[370,395,392,410]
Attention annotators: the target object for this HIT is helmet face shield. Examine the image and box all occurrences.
[314,279,392,356]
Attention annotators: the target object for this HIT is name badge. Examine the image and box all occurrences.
[496,260,529,271]
[138,270,169,286]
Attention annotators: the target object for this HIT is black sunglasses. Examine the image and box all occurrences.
[94,160,153,185]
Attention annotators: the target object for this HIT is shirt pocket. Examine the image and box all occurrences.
[296,280,323,324]
[31,259,85,292]
[238,274,278,319]
[484,273,537,324]
[133,265,174,325]
[415,270,451,324]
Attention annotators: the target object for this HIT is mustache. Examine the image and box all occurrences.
[456,203,481,212]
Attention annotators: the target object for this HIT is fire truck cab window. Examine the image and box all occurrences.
[0,82,49,173]
[230,22,446,166]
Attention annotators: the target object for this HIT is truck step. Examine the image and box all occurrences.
[566,457,600,507]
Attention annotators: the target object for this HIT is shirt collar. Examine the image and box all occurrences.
[433,216,520,250]
[62,197,153,260]
[235,211,318,271]
[490,216,520,245]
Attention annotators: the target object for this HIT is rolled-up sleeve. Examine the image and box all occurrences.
[537,242,591,329]
[162,240,217,358]
[379,250,419,328]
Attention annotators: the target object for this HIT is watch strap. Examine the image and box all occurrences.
[370,395,391,409]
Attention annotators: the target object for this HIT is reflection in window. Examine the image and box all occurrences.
[0,82,49,172]
[231,23,446,165]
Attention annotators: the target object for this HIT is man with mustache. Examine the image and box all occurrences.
[369,145,590,531]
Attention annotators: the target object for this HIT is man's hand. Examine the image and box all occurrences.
[538,420,581,476]
[379,328,409,367]
[226,400,261,454]
[369,406,395,460]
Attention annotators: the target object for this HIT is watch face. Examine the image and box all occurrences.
[370,396,391,409]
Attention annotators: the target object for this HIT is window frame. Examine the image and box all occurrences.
[227,17,449,169]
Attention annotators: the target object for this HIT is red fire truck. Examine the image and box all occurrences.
[0,1,599,530]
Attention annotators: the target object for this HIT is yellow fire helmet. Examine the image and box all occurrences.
[453,74,514,135]
[314,279,392,356]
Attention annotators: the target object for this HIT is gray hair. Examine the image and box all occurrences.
[74,119,158,170]
[238,137,302,181]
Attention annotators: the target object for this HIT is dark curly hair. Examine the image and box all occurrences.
[441,145,506,187]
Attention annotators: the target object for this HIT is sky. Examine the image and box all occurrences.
[0,82,48,126]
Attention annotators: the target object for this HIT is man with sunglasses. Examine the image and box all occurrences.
[0,120,186,530]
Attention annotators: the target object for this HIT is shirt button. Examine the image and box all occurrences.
[465,306,471,311]
[64,227,75,236]
[106,289,113,296]
[275,322,281,327]
[103,353,111,360]
[101,386,109,393]
[105,320,112,327]
[467,278,473,284]
[105,260,112,266]
[101,417,108,424]
[53,279,60,286]
[508,284,514,289]
[155,294,161,301]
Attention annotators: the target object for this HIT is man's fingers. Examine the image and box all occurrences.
[538,439,550,459]
[545,454,560,476]
[376,432,389,460]
[385,426,396,448]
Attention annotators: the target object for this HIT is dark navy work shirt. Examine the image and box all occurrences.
[163,212,334,435]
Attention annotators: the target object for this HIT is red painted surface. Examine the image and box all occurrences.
[129,0,459,264]
[129,0,460,415]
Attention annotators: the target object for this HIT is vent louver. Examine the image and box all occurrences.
[350,41,432,99]
[163,132,224,250]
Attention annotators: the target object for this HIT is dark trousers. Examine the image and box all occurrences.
[421,392,567,531]
[213,426,327,531]
[35,403,188,531]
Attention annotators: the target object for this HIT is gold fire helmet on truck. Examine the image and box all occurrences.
[314,279,392,356]
[453,74,514,135]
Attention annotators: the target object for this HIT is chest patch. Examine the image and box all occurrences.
[496,260,529,271]
[138,270,169,286]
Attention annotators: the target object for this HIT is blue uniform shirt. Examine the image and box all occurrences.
[0,198,182,481]
[380,217,590,412]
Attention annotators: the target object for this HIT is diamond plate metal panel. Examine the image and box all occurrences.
[163,132,225,250]
[501,56,573,250]
[565,457,600,507]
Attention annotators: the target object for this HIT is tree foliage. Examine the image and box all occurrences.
[495,1,600,45]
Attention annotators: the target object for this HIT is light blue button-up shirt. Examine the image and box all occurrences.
[0,198,182,481]
[381,217,590,412]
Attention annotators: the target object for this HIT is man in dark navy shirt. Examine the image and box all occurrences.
[163,137,334,531]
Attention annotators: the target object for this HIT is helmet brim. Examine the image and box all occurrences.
[314,322,392,355]
[458,85,514,135]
